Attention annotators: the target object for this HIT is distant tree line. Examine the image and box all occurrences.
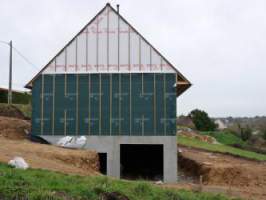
[0,90,31,104]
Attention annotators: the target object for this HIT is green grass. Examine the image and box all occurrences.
[0,163,235,200]
[178,135,266,161]
[200,131,245,146]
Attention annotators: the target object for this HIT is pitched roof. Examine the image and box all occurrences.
[25,3,191,97]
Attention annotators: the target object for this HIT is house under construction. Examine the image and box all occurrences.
[25,3,191,183]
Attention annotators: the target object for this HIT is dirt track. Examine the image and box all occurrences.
[175,146,266,200]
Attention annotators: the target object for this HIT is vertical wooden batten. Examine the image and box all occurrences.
[40,74,44,135]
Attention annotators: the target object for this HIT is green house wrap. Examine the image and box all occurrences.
[27,4,191,137]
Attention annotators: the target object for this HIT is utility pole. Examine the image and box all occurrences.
[8,40,12,105]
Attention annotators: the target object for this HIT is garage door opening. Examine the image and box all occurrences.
[98,153,107,175]
[120,144,163,181]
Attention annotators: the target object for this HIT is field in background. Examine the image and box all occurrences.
[200,131,246,146]
[177,134,266,161]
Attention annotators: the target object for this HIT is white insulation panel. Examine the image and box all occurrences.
[43,6,176,74]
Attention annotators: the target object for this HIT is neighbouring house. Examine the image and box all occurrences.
[252,130,260,135]
[214,119,228,130]
[25,3,191,183]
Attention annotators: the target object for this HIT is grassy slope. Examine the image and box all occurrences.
[0,164,234,200]
[178,135,266,161]
[200,131,245,146]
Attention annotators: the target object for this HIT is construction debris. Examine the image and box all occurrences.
[8,157,29,169]
[57,136,87,149]
[155,180,163,185]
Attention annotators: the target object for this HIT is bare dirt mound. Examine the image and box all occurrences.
[0,138,99,176]
[0,104,26,119]
[178,146,266,200]
[0,116,99,175]
[0,116,30,140]
[179,146,266,187]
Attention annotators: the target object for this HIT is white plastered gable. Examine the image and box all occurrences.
[42,5,176,74]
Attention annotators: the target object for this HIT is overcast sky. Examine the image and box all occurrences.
[0,0,265,117]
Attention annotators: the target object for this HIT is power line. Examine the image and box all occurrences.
[0,40,39,93]
[0,40,39,71]
[0,40,9,45]
[12,46,39,71]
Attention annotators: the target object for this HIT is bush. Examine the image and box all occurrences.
[238,125,252,141]
[263,129,266,140]
[189,109,217,131]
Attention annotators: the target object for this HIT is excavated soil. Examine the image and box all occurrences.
[176,146,266,200]
[178,146,266,187]
[0,116,99,176]
[0,138,99,175]
[0,105,26,119]
[0,116,30,140]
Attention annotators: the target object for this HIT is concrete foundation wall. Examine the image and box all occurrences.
[41,136,177,183]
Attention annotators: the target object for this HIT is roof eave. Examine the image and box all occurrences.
[176,83,192,97]
[176,72,192,97]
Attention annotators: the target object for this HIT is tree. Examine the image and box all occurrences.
[189,109,217,131]
[238,124,252,141]
[262,129,266,141]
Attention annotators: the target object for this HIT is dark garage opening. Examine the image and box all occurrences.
[120,144,163,181]
[98,153,107,175]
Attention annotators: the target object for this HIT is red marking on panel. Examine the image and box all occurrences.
[49,63,167,72]
[82,29,133,34]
